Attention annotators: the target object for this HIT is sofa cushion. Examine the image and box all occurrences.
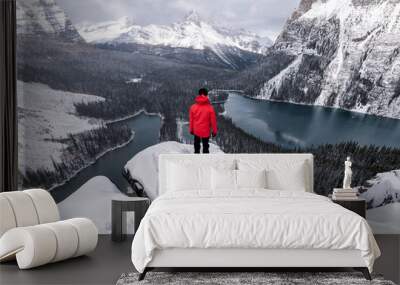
[24,189,60,224]
[0,192,39,227]
[0,218,98,269]
[0,196,17,237]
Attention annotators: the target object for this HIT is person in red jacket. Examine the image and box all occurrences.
[189,88,217,153]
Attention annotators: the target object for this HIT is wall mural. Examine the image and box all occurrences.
[17,0,400,234]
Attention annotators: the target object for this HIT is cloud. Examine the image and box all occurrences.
[57,0,300,40]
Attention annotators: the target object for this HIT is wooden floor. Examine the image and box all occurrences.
[0,235,398,285]
[0,235,133,285]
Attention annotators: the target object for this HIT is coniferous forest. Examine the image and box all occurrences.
[21,124,133,189]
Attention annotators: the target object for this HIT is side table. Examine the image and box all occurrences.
[112,197,150,242]
[329,195,366,218]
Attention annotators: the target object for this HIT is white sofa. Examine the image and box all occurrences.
[0,189,98,269]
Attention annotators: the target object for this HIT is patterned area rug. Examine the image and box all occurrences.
[116,272,395,285]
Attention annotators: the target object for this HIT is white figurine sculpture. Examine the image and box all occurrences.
[343,156,352,189]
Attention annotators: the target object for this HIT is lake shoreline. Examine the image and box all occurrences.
[49,132,135,193]
[49,113,163,203]
[241,93,400,121]
[106,109,165,124]
[218,88,398,121]
[50,109,164,193]
[223,92,400,149]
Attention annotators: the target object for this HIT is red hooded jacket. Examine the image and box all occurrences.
[189,95,217,138]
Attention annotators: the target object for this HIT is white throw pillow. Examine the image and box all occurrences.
[266,166,307,191]
[236,169,267,189]
[211,168,236,191]
[166,159,236,192]
[167,163,211,191]
[237,159,307,191]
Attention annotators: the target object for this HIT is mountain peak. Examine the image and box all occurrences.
[118,16,135,27]
[78,9,272,55]
[258,0,400,119]
[184,10,201,23]
[16,0,83,42]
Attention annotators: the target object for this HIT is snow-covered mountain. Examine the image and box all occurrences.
[357,169,400,234]
[77,11,272,55]
[16,0,83,42]
[58,176,134,234]
[366,203,400,234]
[254,0,400,119]
[358,169,400,208]
[76,16,134,44]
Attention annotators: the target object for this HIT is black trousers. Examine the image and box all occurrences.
[194,135,210,154]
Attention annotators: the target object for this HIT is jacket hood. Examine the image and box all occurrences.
[195,95,210,105]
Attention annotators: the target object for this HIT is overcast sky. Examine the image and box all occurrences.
[57,0,300,40]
